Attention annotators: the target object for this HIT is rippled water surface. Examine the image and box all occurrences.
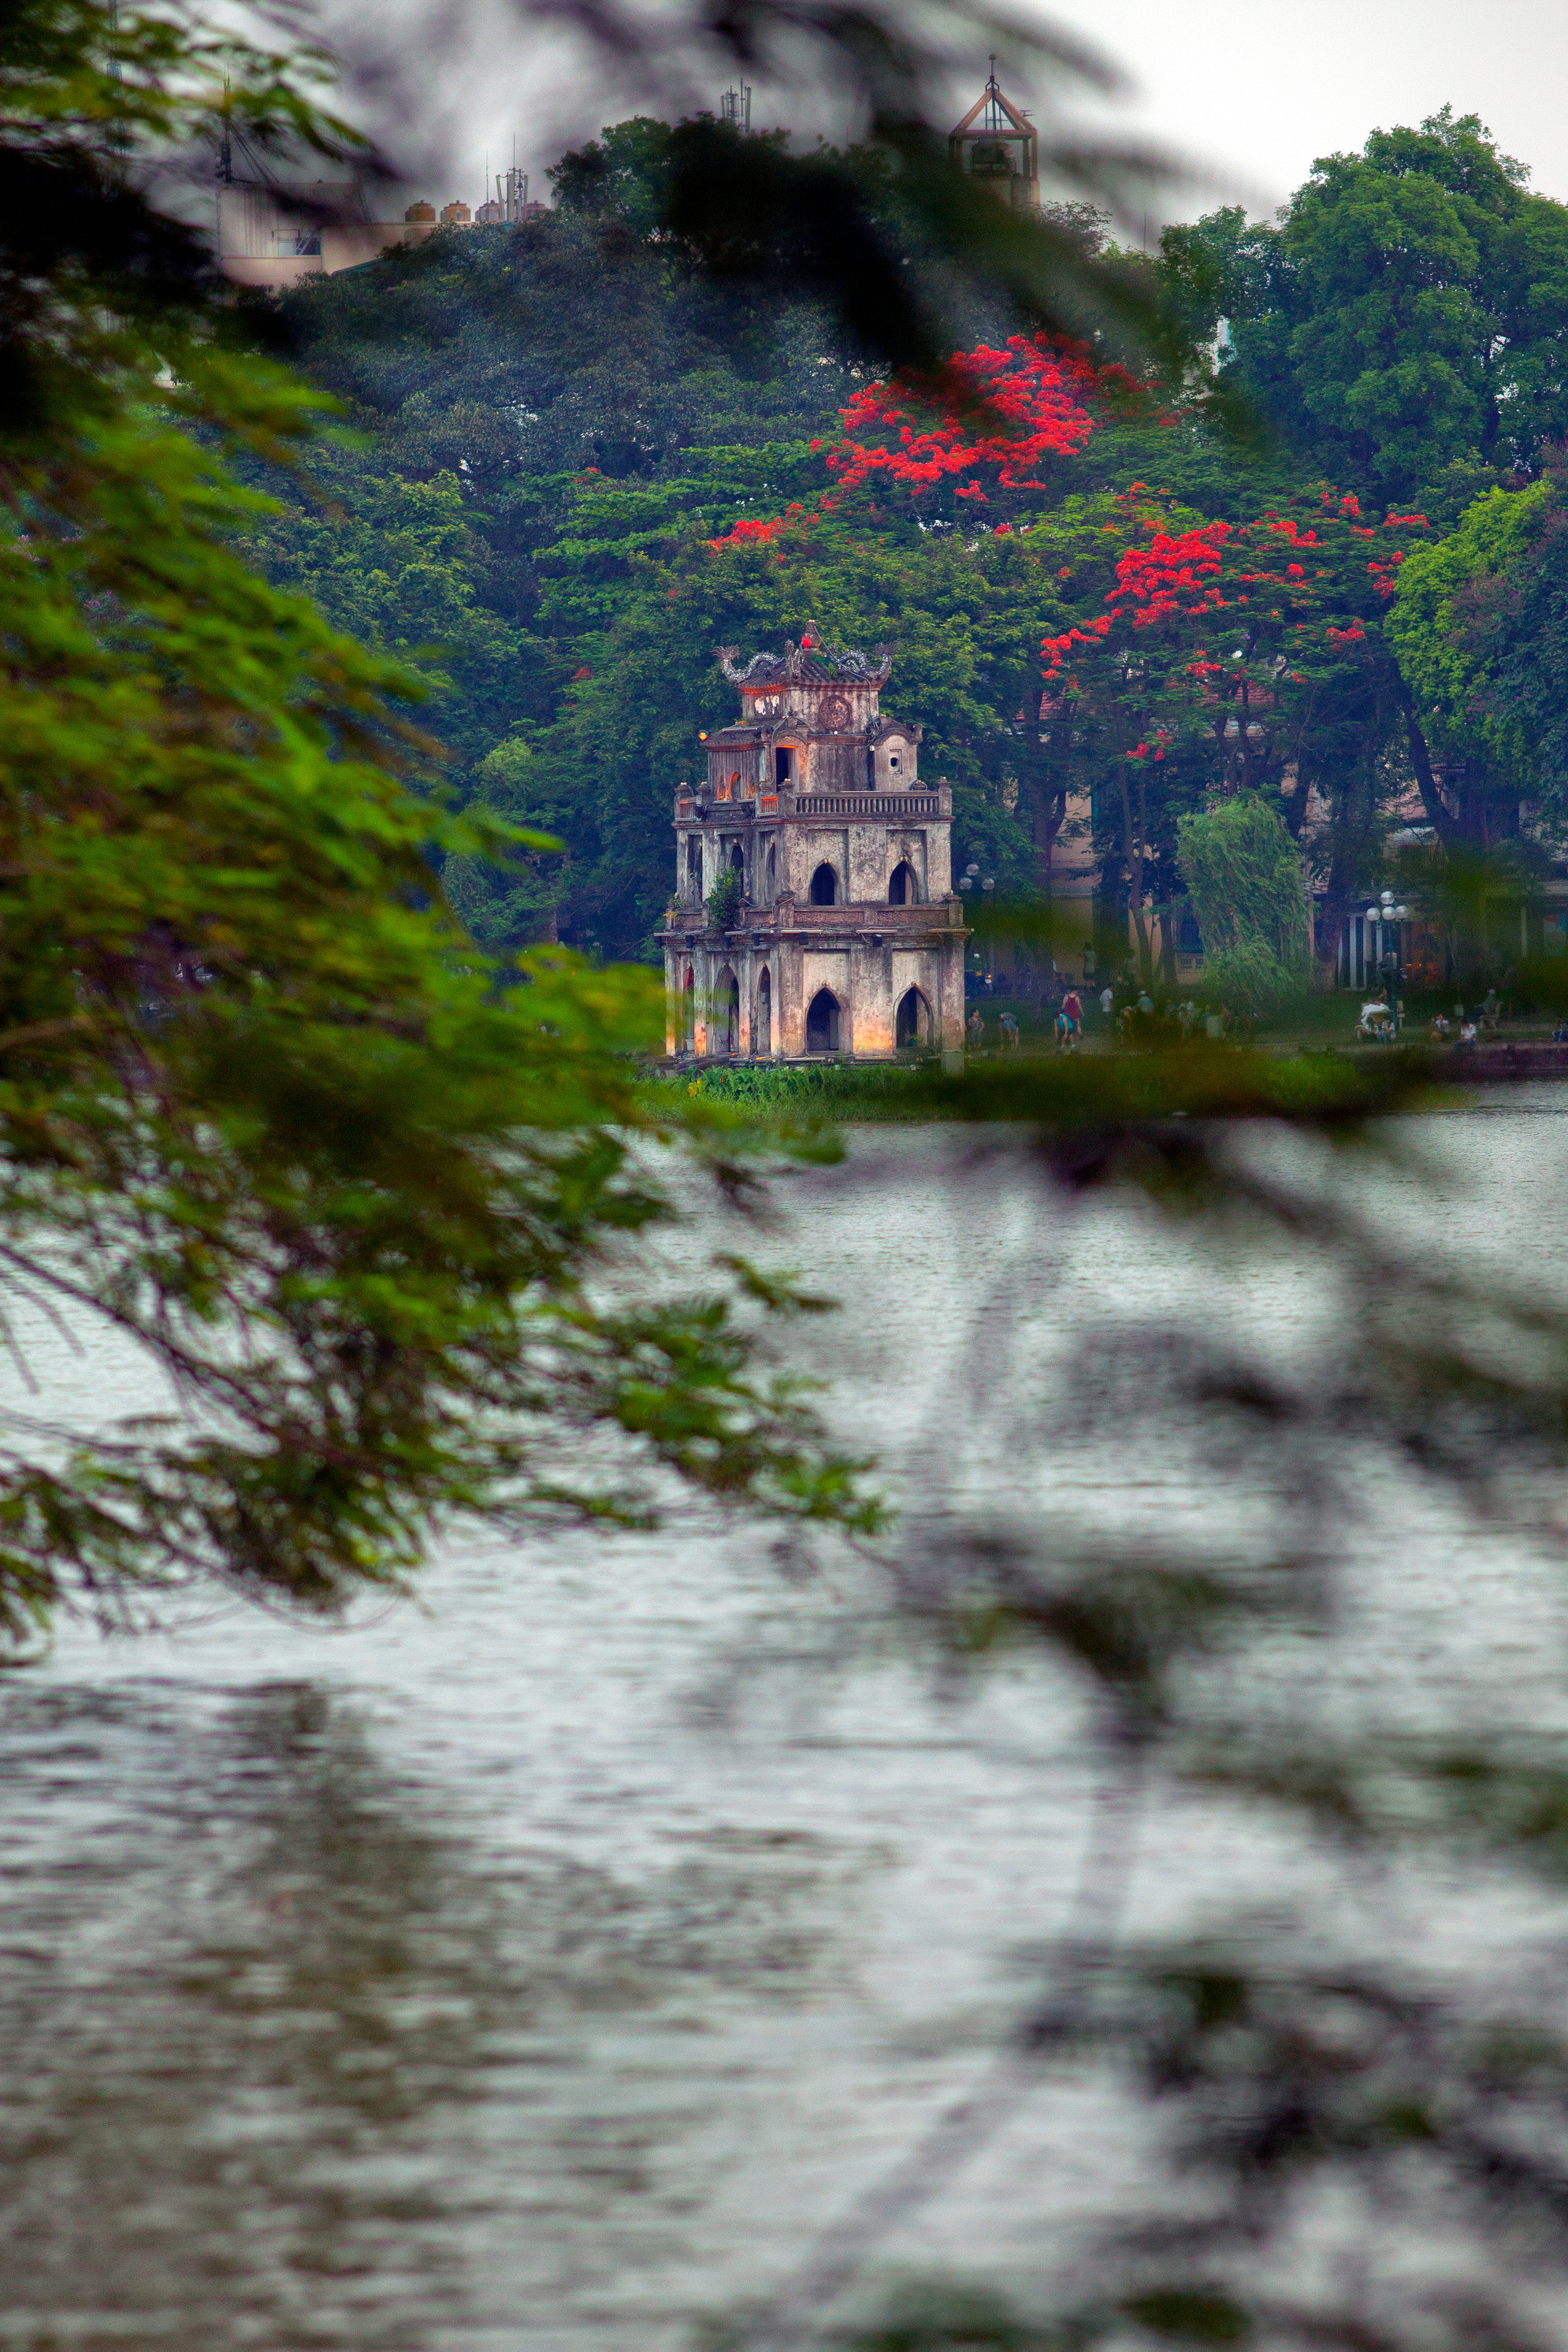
[5,1101,1568,2349]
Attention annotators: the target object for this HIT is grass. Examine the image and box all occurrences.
[658,1061,932,1114]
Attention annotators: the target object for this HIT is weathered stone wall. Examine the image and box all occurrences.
[871,726,920,790]
[667,920,965,1061]
[787,825,850,902]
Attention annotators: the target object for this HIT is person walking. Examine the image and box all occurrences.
[1098,983,1115,1030]
[1061,986,1083,1036]
[967,1007,986,1052]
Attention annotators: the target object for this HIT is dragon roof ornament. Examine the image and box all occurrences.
[716,635,893,688]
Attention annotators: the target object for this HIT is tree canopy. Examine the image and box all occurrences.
[244,92,1568,981]
[0,1,889,1652]
[1170,108,1568,507]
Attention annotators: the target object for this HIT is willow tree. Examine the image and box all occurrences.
[1176,796,1312,1011]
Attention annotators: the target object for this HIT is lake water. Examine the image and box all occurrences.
[6,1098,1568,2350]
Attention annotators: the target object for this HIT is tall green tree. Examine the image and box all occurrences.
[0,0,880,1651]
[1388,477,1559,841]
[1169,110,1568,507]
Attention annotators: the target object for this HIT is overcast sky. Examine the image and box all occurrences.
[366,0,1568,225]
[1065,0,1568,217]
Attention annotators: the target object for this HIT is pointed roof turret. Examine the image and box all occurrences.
[949,58,1039,213]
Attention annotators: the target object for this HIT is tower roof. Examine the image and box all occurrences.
[949,57,1035,145]
[718,637,892,687]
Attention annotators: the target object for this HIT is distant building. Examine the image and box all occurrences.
[440,200,472,225]
[664,637,967,1063]
[949,58,1040,214]
[217,176,476,291]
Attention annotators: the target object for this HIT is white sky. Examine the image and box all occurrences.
[348,0,1568,225]
[1058,0,1568,217]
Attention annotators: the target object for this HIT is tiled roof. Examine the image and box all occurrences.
[717,637,892,687]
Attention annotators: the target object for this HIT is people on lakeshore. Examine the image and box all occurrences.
[1429,1012,1451,1043]
[1359,995,1395,1042]
[967,1008,986,1051]
[1061,987,1083,1035]
[1481,987,1501,1036]
[998,1010,1019,1050]
[1136,990,1155,1016]
[1458,1018,1479,1052]
[1099,983,1115,1027]
[1554,1019,1568,1045]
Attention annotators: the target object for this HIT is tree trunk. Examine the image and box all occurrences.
[1403,700,1460,845]
[1117,765,1152,979]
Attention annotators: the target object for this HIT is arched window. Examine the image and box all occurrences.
[775,746,795,787]
[715,965,740,1056]
[682,965,695,1050]
[686,837,701,899]
[755,965,772,1057]
[888,860,918,905]
[896,987,931,1050]
[765,842,777,898]
[809,863,838,906]
[729,844,745,882]
[805,988,842,1053]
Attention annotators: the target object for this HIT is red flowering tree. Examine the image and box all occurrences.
[1034,487,1432,978]
[706,333,1151,548]
[823,334,1147,507]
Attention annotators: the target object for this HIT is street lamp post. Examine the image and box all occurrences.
[1364,889,1410,1031]
[957,862,996,990]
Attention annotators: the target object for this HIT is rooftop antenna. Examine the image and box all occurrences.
[719,82,752,132]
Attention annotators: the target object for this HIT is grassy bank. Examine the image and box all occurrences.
[654,1061,936,1115]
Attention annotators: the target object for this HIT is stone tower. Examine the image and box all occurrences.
[663,635,967,1064]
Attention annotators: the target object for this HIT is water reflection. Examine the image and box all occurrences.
[9,1111,1568,2347]
[0,1679,866,2349]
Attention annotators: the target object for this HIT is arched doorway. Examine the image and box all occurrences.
[754,965,772,1057]
[805,988,842,1053]
[715,964,740,1055]
[888,860,918,905]
[895,987,931,1050]
[682,964,695,1050]
[729,844,745,884]
[809,863,839,906]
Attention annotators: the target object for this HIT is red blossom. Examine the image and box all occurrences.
[830,334,1143,500]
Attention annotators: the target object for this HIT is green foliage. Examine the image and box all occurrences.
[707,864,744,929]
[1177,108,1568,505]
[671,1062,926,1114]
[0,2,884,1650]
[1388,481,1550,770]
[1176,797,1311,1005]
